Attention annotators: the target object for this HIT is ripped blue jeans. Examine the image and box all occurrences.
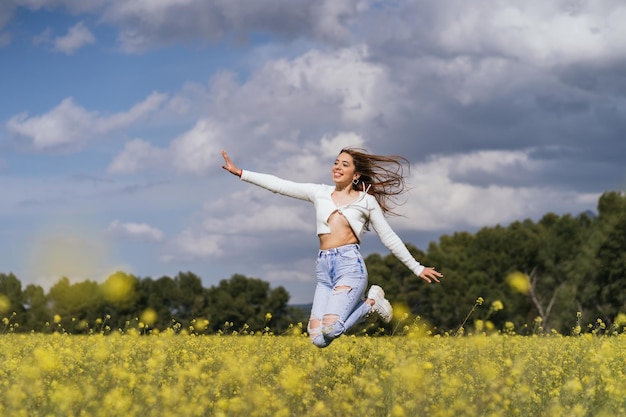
[308,244,372,348]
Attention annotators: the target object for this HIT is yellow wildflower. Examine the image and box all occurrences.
[506,271,531,294]
[0,294,10,314]
[140,308,158,326]
[491,300,504,312]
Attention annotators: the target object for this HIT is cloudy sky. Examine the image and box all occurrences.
[1,0,624,304]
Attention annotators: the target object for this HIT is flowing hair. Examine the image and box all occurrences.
[339,147,410,217]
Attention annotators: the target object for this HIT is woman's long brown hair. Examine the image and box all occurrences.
[339,147,410,217]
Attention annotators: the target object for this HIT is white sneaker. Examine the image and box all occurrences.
[368,285,393,323]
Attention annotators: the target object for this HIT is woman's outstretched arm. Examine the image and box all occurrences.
[220,150,321,202]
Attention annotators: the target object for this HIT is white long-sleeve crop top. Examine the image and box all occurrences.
[240,170,425,277]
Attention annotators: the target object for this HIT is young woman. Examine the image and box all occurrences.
[222,148,442,348]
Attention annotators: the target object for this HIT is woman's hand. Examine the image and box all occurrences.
[221,150,242,177]
[419,267,442,284]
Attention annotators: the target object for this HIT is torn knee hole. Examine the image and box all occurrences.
[332,285,351,294]
[322,314,339,327]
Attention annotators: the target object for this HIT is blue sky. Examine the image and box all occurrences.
[1,0,625,304]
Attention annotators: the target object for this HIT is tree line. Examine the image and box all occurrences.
[367,191,626,334]
[0,272,298,334]
[1,191,625,335]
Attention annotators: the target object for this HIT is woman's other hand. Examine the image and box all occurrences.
[419,267,442,284]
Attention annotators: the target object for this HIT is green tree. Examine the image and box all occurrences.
[100,271,141,331]
[0,273,24,308]
[205,274,290,332]
[423,232,476,330]
[524,212,594,332]
[589,192,626,324]
[23,284,50,332]
[137,275,180,329]
[174,271,207,320]
[390,211,596,334]
[48,277,103,331]
[0,273,25,329]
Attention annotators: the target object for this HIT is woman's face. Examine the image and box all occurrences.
[332,152,358,186]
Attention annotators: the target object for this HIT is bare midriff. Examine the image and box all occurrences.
[318,210,359,250]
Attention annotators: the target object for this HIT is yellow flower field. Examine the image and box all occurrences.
[1,329,625,417]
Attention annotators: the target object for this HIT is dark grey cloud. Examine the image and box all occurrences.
[346,1,626,195]
[101,0,361,52]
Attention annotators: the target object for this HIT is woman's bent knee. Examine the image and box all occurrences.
[311,333,330,348]
[308,322,345,348]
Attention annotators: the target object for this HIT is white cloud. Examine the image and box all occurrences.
[320,132,364,158]
[53,21,95,54]
[367,1,626,68]
[160,180,316,263]
[170,119,223,175]
[99,91,167,131]
[108,46,386,177]
[107,138,167,174]
[392,149,600,232]
[194,46,389,163]
[32,21,95,54]
[109,118,223,175]
[107,220,164,242]
[202,203,313,235]
[6,92,167,151]
[486,3,626,65]
[447,149,537,177]
[231,46,390,127]
[7,98,96,149]
[162,230,223,262]
[260,261,314,284]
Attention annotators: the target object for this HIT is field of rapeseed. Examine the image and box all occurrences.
[2,323,626,417]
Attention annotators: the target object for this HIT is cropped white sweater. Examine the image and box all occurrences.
[240,170,425,277]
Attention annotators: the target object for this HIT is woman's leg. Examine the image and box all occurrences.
[308,284,332,346]
[309,245,371,348]
[308,254,333,347]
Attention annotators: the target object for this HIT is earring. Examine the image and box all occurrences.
[353,178,359,185]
